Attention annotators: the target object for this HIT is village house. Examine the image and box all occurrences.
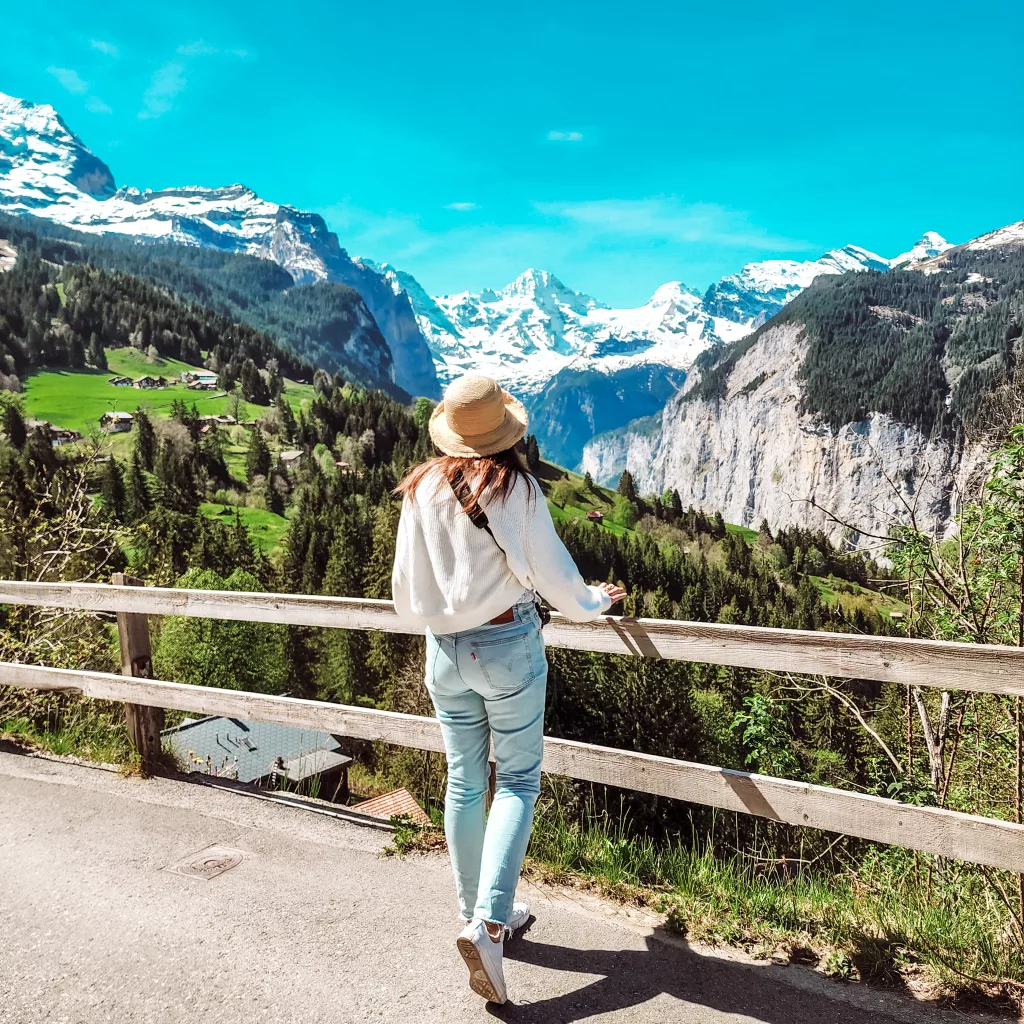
[107,375,132,387]
[162,717,352,802]
[586,510,604,523]
[133,375,166,390]
[26,419,81,447]
[99,411,133,433]
[180,370,218,388]
[279,450,303,471]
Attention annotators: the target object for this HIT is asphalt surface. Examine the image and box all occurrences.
[0,749,978,1024]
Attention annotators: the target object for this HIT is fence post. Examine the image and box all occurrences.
[111,572,163,773]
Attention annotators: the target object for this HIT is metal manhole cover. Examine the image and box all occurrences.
[168,845,245,880]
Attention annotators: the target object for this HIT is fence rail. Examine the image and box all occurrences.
[3,580,1024,874]
[4,580,1024,695]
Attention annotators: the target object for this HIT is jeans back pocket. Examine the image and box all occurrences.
[470,631,536,694]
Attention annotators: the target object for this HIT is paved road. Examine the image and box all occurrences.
[0,749,972,1024]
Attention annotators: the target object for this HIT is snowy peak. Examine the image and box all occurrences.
[964,220,1024,253]
[0,90,116,207]
[890,231,953,267]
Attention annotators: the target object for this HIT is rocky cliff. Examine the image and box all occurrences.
[585,323,988,544]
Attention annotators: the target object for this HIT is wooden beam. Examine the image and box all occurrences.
[4,659,1024,874]
[2,580,1024,695]
[110,572,163,773]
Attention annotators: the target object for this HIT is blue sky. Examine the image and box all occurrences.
[6,0,1023,305]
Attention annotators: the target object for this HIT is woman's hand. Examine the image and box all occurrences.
[597,581,628,607]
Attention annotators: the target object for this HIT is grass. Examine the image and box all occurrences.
[534,459,636,536]
[526,801,1024,1007]
[20,347,316,435]
[199,503,289,554]
[726,522,759,543]
[808,574,909,621]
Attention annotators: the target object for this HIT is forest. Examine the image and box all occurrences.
[687,244,1024,443]
[2,232,1024,1005]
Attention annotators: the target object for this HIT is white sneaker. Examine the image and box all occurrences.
[457,918,508,1003]
[505,901,530,939]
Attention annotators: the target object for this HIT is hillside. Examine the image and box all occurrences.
[0,213,407,399]
[0,92,439,400]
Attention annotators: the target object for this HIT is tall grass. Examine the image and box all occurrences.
[529,799,1024,1000]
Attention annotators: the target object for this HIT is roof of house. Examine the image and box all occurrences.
[279,450,303,463]
[101,411,133,421]
[355,787,430,825]
[162,716,346,784]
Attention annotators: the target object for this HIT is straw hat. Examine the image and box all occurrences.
[428,374,528,458]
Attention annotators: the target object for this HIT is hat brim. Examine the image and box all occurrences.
[428,389,528,458]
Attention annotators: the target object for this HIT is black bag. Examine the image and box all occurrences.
[449,468,551,627]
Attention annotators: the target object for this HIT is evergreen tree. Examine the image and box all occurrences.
[263,471,285,515]
[133,410,156,471]
[1,399,26,450]
[276,395,298,444]
[583,471,594,491]
[617,469,637,502]
[86,332,107,371]
[100,457,125,519]
[246,426,272,481]
[124,449,152,521]
[671,488,683,519]
[524,433,541,471]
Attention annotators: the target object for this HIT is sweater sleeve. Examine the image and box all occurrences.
[523,484,612,621]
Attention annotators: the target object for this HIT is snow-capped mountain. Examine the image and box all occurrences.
[382,267,719,394]
[0,91,440,398]
[367,234,951,466]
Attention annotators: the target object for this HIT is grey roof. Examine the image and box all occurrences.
[162,716,344,784]
[283,749,352,781]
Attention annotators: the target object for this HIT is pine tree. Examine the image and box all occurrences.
[100,457,125,520]
[524,433,541,471]
[263,471,285,515]
[2,400,27,450]
[124,450,152,521]
[133,410,156,471]
[617,469,637,502]
[583,471,594,491]
[671,488,683,519]
[246,426,272,482]
[87,332,107,371]
[276,395,298,444]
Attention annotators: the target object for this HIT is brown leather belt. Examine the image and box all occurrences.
[489,607,515,625]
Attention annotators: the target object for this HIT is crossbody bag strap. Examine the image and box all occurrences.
[448,468,550,628]
[449,468,506,554]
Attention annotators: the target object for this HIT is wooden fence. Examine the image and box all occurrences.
[3,578,1024,874]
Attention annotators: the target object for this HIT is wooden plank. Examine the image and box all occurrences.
[3,580,1024,695]
[4,659,1024,874]
[111,573,164,772]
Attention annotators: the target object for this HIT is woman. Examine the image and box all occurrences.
[392,374,625,1005]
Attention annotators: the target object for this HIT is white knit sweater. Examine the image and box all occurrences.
[391,468,612,633]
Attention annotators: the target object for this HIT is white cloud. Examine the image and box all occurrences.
[85,96,113,115]
[534,197,808,251]
[176,40,250,58]
[547,130,584,142]
[139,62,186,119]
[47,66,88,94]
[445,202,478,211]
[90,39,119,57]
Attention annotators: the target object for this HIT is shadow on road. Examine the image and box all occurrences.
[494,930,932,1024]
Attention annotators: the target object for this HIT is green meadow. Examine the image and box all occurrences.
[21,348,316,435]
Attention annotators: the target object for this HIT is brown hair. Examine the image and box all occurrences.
[394,446,534,515]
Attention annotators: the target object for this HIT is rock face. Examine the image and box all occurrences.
[588,323,987,543]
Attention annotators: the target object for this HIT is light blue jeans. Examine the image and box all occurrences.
[425,599,547,926]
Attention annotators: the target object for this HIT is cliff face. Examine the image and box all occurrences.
[591,323,986,544]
